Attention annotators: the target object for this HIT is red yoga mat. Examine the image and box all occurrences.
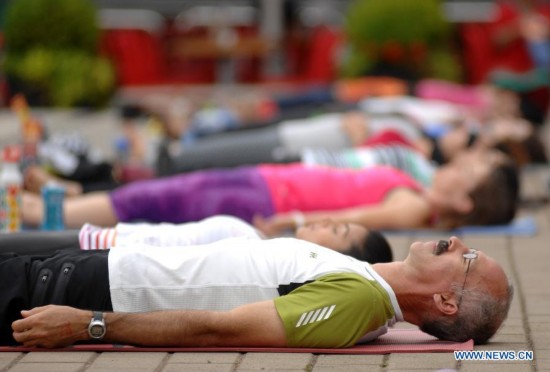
[0,329,472,354]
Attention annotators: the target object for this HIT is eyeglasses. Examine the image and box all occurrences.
[457,249,478,307]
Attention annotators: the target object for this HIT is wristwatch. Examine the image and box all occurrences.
[88,311,106,340]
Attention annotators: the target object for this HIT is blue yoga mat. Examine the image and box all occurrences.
[384,215,537,237]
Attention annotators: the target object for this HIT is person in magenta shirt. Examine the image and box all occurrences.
[22,148,518,232]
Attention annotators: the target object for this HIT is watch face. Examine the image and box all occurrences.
[90,324,105,338]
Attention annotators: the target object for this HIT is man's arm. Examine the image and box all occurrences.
[12,301,287,348]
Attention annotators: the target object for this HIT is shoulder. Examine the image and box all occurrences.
[383,188,432,227]
[274,273,395,348]
[275,273,387,312]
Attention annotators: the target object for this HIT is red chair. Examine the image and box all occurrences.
[98,9,172,86]
[302,25,344,83]
[101,29,167,86]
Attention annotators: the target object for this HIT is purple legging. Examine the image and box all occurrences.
[110,166,275,223]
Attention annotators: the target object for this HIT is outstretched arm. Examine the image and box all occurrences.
[12,301,287,348]
[23,191,119,229]
[254,188,430,235]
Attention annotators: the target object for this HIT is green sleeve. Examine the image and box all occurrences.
[274,273,395,348]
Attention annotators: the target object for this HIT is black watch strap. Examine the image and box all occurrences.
[92,311,103,322]
[88,311,106,340]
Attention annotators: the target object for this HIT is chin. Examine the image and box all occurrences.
[410,240,435,257]
[409,240,424,251]
[295,227,308,239]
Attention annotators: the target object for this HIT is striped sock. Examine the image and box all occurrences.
[79,223,117,250]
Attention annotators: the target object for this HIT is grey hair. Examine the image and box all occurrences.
[419,282,514,344]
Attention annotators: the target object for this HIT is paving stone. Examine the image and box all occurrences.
[460,361,533,372]
[532,333,550,348]
[313,366,384,372]
[167,352,240,364]
[527,315,550,324]
[535,358,550,371]
[495,325,526,335]
[529,322,550,331]
[19,351,95,363]
[89,352,168,370]
[238,352,311,370]
[8,362,86,372]
[386,353,457,370]
[485,333,528,344]
[525,298,550,315]
[0,352,24,369]
[535,349,550,358]
[315,354,383,366]
[474,343,531,351]
[500,317,524,327]
[162,363,234,372]
[238,369,309,372]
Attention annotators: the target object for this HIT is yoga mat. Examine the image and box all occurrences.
[0,329,472,354]
[385,215,537,237]
[454,215,537,236]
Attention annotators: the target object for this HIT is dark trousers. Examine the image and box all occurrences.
[0,230,80,255]
[156,126,291,176]
[0,249,112,345]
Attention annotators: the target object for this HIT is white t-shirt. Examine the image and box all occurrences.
[359,96,461,126]
[278,114,350,156]
[107,237,403,347]
[108,236,400,313]
[114,215,262,247]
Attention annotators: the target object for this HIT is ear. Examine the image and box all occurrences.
[433,293,459,315]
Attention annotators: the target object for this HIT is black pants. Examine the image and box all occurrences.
[0,249,112,345]
[156,126,293,176]
[0,230,80,255]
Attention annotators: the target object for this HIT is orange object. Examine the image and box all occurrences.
[334,77,408,102]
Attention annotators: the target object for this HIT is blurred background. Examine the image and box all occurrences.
[0,0,545,108]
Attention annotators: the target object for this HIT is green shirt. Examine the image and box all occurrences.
[274,272,396,348]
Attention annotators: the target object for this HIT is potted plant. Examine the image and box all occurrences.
[342,0,462,82]
[2,0,115,107]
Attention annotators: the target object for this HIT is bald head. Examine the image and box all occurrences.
[420,266,513,344]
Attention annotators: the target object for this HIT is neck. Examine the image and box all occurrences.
[371,261,431,326]
[422,188,440,210]
[421,188,449,227]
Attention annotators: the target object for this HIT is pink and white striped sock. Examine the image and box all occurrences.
[78,223,117,250]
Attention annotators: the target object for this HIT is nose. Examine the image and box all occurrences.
[449,236,470,253]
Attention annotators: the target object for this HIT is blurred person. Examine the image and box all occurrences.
[0,215,393,264]
[485,0,550,124]
[23,105,542,199]
[155,86,544,174]
[488,0,550,88]
[22,147,519,232]
[155,108,544,178]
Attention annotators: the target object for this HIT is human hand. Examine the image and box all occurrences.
[11,305,90,348]
[253,214,290,237]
